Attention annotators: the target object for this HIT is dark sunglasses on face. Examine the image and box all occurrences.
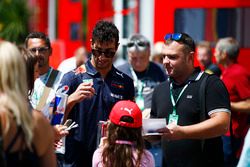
[127,40,148,52]
[91,49,116,58]
[29,46,49,54]
[127,40,148,48]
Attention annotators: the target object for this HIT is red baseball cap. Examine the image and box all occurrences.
[109,100,142,128]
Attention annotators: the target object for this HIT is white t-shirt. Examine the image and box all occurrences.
[57,57,76,74]
[30,67,63,118]
[92,148,155,167]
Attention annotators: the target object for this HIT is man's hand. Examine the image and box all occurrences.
[68,82,95,104]
[157,123,184,141]
[63,82,96,123]
[54,124,69,142]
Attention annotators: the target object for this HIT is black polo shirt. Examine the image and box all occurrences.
[151,67,230,167]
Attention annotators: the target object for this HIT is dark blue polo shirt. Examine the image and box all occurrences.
[59,60,134,167]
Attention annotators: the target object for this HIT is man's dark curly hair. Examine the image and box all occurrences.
[92,20,119,47]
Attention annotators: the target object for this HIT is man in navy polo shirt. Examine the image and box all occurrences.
[151,33,231,167]
[59,20,134,167]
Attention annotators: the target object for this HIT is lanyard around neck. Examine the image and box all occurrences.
[43,67,52,84]
[169,81,190,115]
[169,71,204,115]
[130,67,144,95]
[130,67,139,82]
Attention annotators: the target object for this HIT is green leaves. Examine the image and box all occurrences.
[0,0,30,44]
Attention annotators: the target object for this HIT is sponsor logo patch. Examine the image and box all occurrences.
[110,93,123,99]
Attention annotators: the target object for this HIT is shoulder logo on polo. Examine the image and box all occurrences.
[74,64,86,74]
[186,95,192,99]
[116,71,124,78]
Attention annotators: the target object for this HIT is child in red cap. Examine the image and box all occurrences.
[92,100,155,167]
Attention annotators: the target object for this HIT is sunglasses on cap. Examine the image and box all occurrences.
[29,46,49,54]
[127,40,148,52]
[92,49,116,58]
[164,33,195,51]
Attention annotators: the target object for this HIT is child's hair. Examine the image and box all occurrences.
[102,100,144,167]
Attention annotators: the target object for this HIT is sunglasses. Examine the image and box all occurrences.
[29,46,49,54]
[92,49,116,58]
[164,33,183,41]
[127,40,148,52]
[164,33,195,51]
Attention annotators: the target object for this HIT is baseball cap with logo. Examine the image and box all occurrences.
[109,100,142,128]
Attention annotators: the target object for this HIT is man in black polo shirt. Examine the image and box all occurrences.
[151,33,231,167]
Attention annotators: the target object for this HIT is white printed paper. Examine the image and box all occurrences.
[142,118,166,136]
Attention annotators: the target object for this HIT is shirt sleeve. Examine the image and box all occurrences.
[142,150,155,167]
[58,71,77,95]
[206,76,231,115]
[92,148,102,167]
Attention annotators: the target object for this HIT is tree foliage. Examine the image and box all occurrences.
[0,0,30,44]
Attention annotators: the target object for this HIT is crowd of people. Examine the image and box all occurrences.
[0,20,249,167]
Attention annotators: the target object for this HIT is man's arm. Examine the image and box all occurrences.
[157,111,230,140]
[231,98,250,113]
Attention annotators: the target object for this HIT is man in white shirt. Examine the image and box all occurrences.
[25,32,64,118]
[58,46,88,74]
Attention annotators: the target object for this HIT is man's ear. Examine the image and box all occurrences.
[221,51,227,60]
[188,51,194,62]
[90,39,94,48]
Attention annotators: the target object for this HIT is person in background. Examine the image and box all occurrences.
[151,33,231,167]
[25,32,64,118]
[92,100,155,167]
[197,41,221,77]
[117,34,166,166]
[59,20,134,167]
[117,34,167,118]
[151,41,164,65]
[214,37,250,167]
[20,47,69,139]
[0,41,56,167]
[57,46,89,74]
[237,128,250,167]
[25,32,69,167]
